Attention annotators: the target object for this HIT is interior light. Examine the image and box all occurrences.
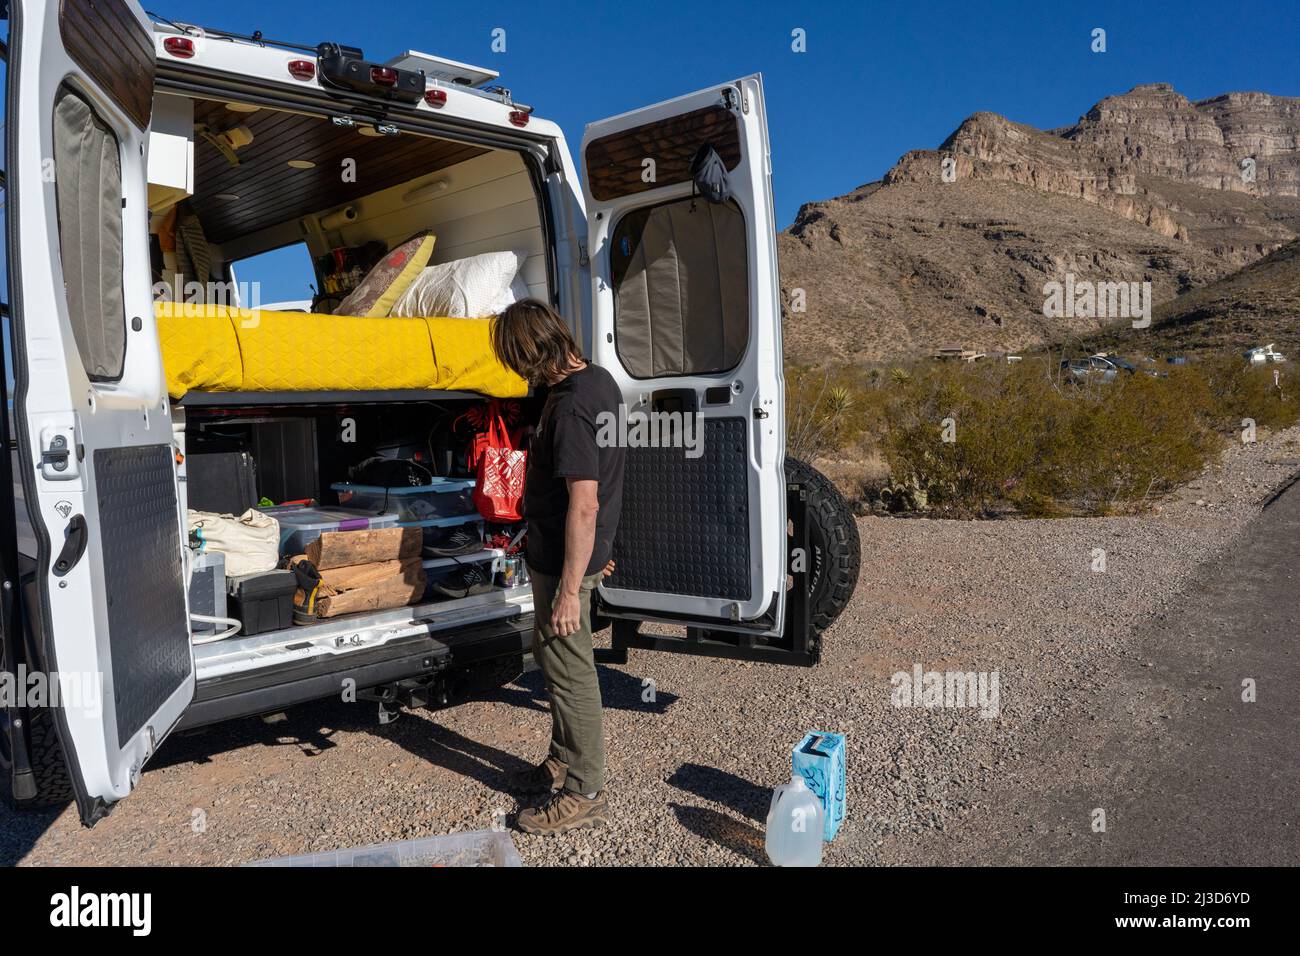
[287,159,316,169]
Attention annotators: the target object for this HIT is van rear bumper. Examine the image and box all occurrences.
[178,615,534,730]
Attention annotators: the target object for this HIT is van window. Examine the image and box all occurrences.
[53,85,127,382]
[230,243,317,310]
[610,197,748,379]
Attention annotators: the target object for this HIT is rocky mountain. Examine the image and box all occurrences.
[780,83,1300,364]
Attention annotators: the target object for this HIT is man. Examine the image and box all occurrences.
[490,300,626,835]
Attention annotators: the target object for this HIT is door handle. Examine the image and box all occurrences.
[53,515,89,578]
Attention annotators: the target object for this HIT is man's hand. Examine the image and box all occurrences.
[603,560,616,578]
[550,589,583,638]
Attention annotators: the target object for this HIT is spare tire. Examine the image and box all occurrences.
[785,456,861,635]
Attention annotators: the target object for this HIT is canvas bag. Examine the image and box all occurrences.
[187,509,280,577]
[469,400,527,521]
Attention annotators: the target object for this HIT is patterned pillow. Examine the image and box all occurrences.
[335,233,436,317]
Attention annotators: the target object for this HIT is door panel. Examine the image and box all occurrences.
[582,76,787,641]
[7,0,192,824]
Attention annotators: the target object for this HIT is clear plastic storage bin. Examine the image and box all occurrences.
[331,478,476,522]
[265,505,400,556]
[248,829,523,867]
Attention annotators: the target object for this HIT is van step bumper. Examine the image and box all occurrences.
[178,616,533,730]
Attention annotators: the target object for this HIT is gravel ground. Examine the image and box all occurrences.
[4,427,1297,867]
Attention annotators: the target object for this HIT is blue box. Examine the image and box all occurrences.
[792,731,845,842]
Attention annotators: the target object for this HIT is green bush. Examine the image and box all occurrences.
[785,353,1300,517]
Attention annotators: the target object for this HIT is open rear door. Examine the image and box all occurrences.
[582,77,814,665]
[6,0,192,824]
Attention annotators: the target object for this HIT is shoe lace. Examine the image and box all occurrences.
[537,790,579,822]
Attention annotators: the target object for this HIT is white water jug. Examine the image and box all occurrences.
[765,775,824,866]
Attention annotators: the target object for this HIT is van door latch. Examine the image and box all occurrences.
[53,515,88,578]
[39,428,79,480]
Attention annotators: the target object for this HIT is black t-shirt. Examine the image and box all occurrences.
[524,363,626,577]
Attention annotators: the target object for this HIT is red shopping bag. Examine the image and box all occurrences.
[469,401,527,521]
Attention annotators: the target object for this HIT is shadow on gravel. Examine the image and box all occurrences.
[670,803,767,865]
[482,666,680,715]
[667,763,770,822]
[0,802,64,866]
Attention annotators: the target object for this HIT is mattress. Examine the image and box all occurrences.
[155,303,527,400]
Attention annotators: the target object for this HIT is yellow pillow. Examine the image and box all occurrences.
[336,233,436,317]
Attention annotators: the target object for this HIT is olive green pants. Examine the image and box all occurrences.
[528,567,606,795]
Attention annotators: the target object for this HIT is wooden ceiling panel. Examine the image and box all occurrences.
[188,100,489,243]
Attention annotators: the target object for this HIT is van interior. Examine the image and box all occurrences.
[145,89,552,667]
[133,79,749,674]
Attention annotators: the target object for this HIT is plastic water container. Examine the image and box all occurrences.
[247,829,523,867]
[765,775,824,867]
[266,506,400,556]
[331,478,476,521]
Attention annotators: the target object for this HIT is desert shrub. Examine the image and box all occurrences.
[1192,354,1300,432]
[786,351,1300,518]
[785,364,886,461]
[880,359,1220,515]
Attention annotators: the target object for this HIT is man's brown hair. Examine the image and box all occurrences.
[492,299,583,384]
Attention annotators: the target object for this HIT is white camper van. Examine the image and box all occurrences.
[0,0,859,826]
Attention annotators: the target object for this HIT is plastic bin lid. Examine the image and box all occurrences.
[397,513,484,528]
[269,506,400,529]
[331,478,475,495]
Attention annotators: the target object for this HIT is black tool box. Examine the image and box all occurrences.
[227,570,297,636]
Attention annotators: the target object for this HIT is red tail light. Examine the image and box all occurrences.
[424,89,447,108]
[288,59,316,81]
[370,67,398,87]
[163,37,195,59]
[508,110,530,127]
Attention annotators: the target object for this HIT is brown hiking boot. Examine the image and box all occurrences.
[516,790,609,836]
[509,755,567,795]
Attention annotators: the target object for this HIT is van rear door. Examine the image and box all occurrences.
[6,0,193,825]
[581,77,813,665]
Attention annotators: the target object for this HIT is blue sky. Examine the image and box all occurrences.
[148,0,1300,228]
[3,1,1299,317]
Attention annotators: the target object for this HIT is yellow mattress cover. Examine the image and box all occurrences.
[155,303,526,400]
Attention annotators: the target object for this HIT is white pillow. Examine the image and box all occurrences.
[389,250,525,318]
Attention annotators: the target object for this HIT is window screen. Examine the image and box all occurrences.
[53,87,126,382]
[610,197,748,379]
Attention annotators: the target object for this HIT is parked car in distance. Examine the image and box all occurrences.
[1061,354,1137,384]
[1244,344,1287,365]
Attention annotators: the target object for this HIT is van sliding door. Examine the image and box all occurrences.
[6,0,193,825]
[581,78,809,664]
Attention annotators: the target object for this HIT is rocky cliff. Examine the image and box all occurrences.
[780,84,1300,364]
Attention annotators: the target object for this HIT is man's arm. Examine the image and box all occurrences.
[550,478,599,637]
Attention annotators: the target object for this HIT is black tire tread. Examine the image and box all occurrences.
[785,456,861,635]
[21,706,75,809]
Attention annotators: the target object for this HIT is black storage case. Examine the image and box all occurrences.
[227,571,297,636]
[187,449,259,515]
